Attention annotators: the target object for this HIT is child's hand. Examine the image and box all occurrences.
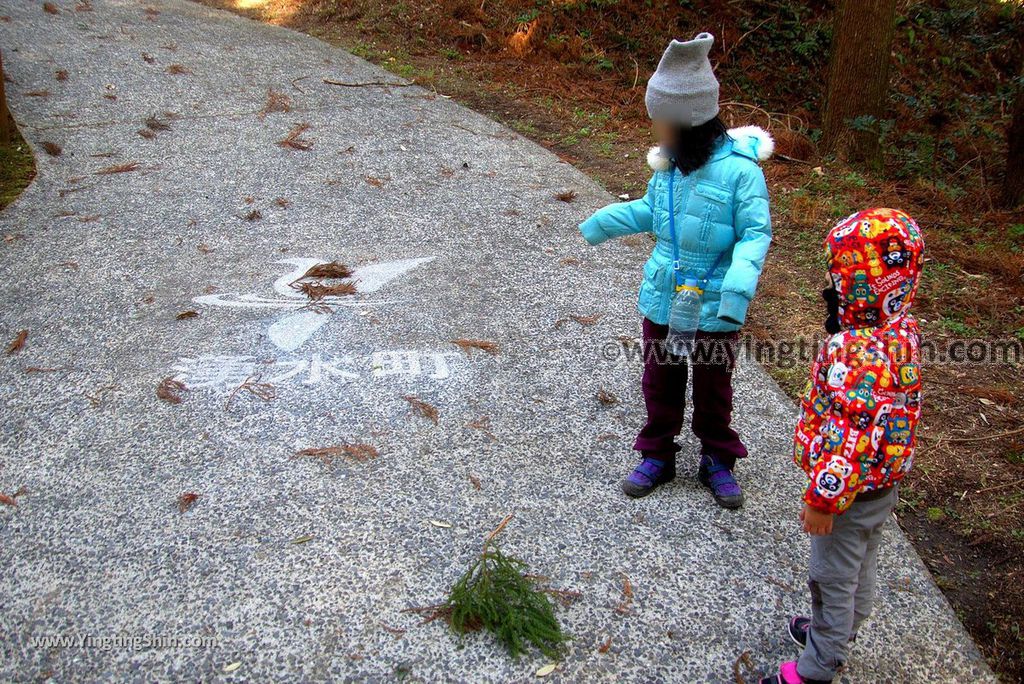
[800,504,834,536]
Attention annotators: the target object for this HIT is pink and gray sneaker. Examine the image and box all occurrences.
[758,661,831,684]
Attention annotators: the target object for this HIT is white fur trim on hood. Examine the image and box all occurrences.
[646,125,775,170]
[727,125,775,161]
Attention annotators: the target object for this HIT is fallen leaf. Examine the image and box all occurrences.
[197,243,214,254]
[291,534,314,544]
[299,261,353,280]
[452,338,499,355]
[95,161,139,175]
[258,88,292,119]
[277,122,312,151]
[429,520,452,528]
[292,280,356,300]
[536,663,557,677]
[364,175,387,187]
[404,395,439,424]
[468,473,482,490]
[597,636,613,653]
[597,389,618,406]
[43,2,60,14]
[156,377,187,404]
[555,189,577,203]
[0,486,27,507]
[166,63,191,75]
[6,330,27,355]
[177,492,199,512]
[176,310,199,320]
[40,141,62,156]
[223,661,241,673]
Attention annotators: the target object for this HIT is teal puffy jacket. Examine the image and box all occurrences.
[579,126,773,332]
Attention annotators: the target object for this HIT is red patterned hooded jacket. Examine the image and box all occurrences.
[794,208,925,515]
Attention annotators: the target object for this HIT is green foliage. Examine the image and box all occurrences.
[0,135,35,211]
[446,531,567,660]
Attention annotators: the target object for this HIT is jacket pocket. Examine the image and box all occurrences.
[694,181,730,243]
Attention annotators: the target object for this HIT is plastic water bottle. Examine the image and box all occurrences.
[667,277,702,358]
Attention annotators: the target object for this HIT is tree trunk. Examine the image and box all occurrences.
[821,0,899,169]
[1003,84,1024,208]
[0,50,11,147]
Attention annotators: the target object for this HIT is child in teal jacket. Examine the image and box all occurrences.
[579,33,772,508]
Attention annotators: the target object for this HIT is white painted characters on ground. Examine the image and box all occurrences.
[172,351,458,391]
[194,256,435,352]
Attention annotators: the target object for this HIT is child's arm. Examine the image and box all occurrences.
[579,175,656,246]
[718,165,771,325]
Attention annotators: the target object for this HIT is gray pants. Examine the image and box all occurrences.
[798,487,899,682]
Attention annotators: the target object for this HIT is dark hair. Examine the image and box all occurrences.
[671,116,729,175]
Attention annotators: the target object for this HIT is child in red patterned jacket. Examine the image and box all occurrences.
[761,208,924,684]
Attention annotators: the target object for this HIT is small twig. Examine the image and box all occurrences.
[918,426,1024,444]
[323,78,415,88]
[485,513,514,545]
[733,650,755,684]
[975,477,1024,495]
[775,153,813,165]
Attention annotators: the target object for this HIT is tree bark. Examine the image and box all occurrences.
[0,50,11,146]
[821,0,899,169]
[1002,84,1024,208]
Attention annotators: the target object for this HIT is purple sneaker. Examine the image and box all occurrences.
[621,457,676,498]
[698,454,744,509]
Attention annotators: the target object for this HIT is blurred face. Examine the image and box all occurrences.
[652,120,676,148]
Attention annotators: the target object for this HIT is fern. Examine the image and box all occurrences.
[445,515,568,660]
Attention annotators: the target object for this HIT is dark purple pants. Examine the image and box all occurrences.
[632,318,748,468]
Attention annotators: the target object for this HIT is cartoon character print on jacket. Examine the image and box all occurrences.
[794,208,924,514]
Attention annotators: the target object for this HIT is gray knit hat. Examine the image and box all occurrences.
[645,33,720,127]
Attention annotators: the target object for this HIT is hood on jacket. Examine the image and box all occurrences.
[647,125,774,171]
[825,207,925,330]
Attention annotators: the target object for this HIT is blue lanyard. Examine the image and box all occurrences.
[667,167,725,290]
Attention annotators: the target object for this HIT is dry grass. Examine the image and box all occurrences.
[165,63,191,75]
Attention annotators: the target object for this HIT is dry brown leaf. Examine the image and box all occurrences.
[43,2,59,14]
[242,209,262,222]
[559,256,581,266]
[138,128,156,139]
[293,281,356,300]
[141,52,155,63]
[452,338,499,355]
[277,122,312,151]
[597,636,613,654]
[404,395,439,424]
[468,473,482,490]
[597,389,618,406]
[364,175,387,187]
[300,261,353,280]
[177,492,199,512]
[24,90,51,98]
[95,161,139,175]
[6,330,27,355]
[54,69,68,81]
[166,63,190,75]
[176,310,199,320]
[156,377,187,404]
[555,189,577,202]
[274,197,291,208]
[40,141,62,156]
[0,487,28,507]
[258,89,292,119]
[144,114,170,132]
[197,243,213,254]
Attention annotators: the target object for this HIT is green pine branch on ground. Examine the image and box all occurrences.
[411,514,569,660]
